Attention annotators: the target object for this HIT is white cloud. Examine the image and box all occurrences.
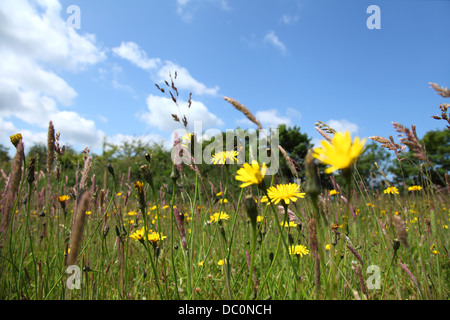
[112,42,161,70]
[141,94,224,133]
[113,41,219,96]
[257,109,292,128]
[52,111,104,147]
[0,0,105,70]
[326,119,359,136]
[280,14,299,25]
[264,30,287,55]
[236,108,295,129]
[0,0,106,149]
[157,62,219,96]
[106,133,168,149]
[176,0,231,22]
[286,108,302,122]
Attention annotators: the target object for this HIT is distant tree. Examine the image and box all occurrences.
[353,142,392,190]
[277,124,313,182]
[27,143,47,173]
[0,144,11,166]
[388,128,450,187]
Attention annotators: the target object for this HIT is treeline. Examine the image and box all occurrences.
[0,126,448,195]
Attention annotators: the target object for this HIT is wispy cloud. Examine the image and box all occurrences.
[280,14,299,25]
[113,41,219,96]
[112,42,161,70]
[327,119,359,136]
[176,0,231,23]
[237,108,300,129]
[264,30,287,55]
[140,94,224,133]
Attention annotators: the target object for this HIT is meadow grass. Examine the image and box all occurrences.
[0,138,448,301]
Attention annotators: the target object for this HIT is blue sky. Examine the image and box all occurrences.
[1,0,449,156]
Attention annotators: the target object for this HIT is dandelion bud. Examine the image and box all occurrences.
[140,165,153,186]
[288,232,294,245]
[26,158,36,185]
[107,164,115,178]
[170,164,180,182]
[305,149,321,196]
[103,225,110,237]
[393,238,401,253]
[244,195,258,226]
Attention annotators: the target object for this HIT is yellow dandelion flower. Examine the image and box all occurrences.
[219,199,228,204]
[329,189,338,196]
[209,211,230,223]
[129,227,146,241]
[148,231,166,243]
[325,244,332,251]
[235,161,267,188]
[260,195,272,205]
[128,211,138,216]
[134,181,144,193]
[384,186,399,195]
[217,259,227,266]
[256,215,264,223]
[313,131,366,174]
[211,150,238,165]
[408,185,423,191]
[289,245,310,257]
[280,221,297,228]
[198,261,204,266]
[266,183,305,205]
[58,195,70,203]
[181,133,193,148]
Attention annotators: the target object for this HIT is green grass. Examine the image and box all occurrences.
[0,153,449,301]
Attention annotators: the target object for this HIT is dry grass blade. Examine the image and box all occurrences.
[0,141,24,240]
[392,215,409,249]
[278,145,298,179]
[399,261,422,299]
[369,135,403,152]
[315,121,336,135]
[47,121,55,176]
[67,191,89,266]
[346,244,364,267]
[352,263,368,298]
[314,126,333,144]
[308,219,321,290]
[429,82,450,98]
[392,122,429,162]
[431,103,450,129]
[224,96,262,130]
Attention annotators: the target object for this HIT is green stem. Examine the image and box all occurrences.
[169,180,181,299]
[244,221,257,299]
